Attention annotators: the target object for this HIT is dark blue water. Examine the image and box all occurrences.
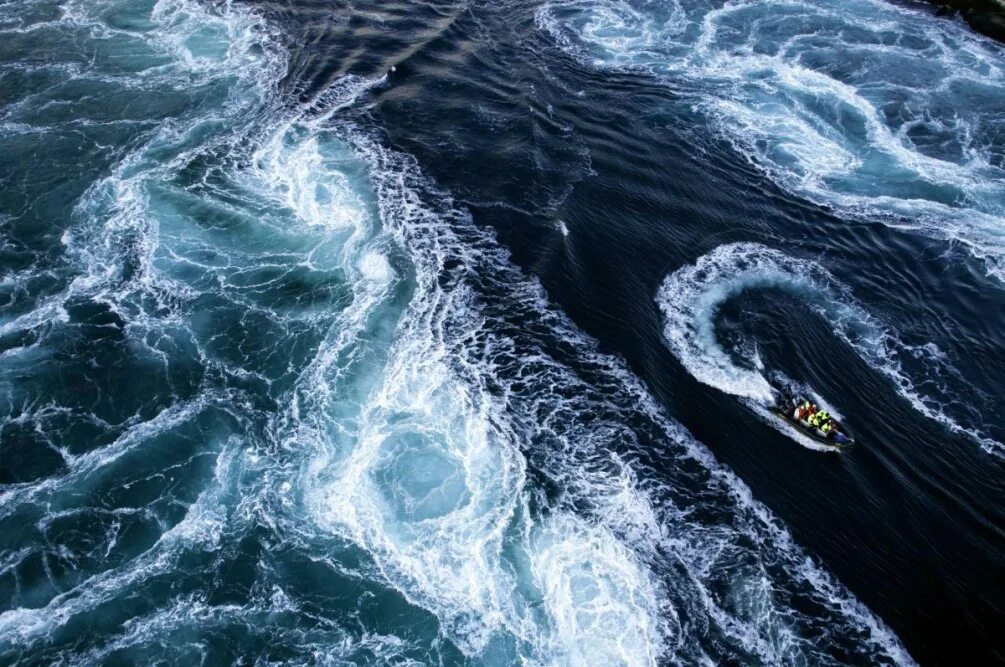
[1,0,1003,664]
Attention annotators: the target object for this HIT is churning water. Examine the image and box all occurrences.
[1,0,1003,664]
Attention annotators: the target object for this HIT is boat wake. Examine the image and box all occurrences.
[0,0,917,664]
[656,242,1003,455]
[328,141,912,664]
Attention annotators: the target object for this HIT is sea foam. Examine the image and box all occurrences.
[538,0,1005,280]
[656,242,1003,454]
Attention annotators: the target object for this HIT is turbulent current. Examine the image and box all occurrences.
[538,0,1005,279]
[0,0,1003,665]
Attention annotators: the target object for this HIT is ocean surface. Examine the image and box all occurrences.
[0,0,1003,664]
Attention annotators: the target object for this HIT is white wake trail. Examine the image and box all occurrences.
[656,242,1002,454]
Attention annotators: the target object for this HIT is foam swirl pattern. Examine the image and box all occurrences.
[0,0,936,663]
[537,0,1005,280]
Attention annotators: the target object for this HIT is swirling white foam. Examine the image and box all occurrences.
[537,0,1005,280]
[657,242,1003,454]
[297,134,914,663]
[0,0,663,662]
[292,137,671,663]
[0,0,915,663]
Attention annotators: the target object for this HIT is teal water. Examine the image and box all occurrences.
[1,0,1003,664]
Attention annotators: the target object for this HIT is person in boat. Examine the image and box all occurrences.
[793,401,811,421]
[820,412,841,437]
